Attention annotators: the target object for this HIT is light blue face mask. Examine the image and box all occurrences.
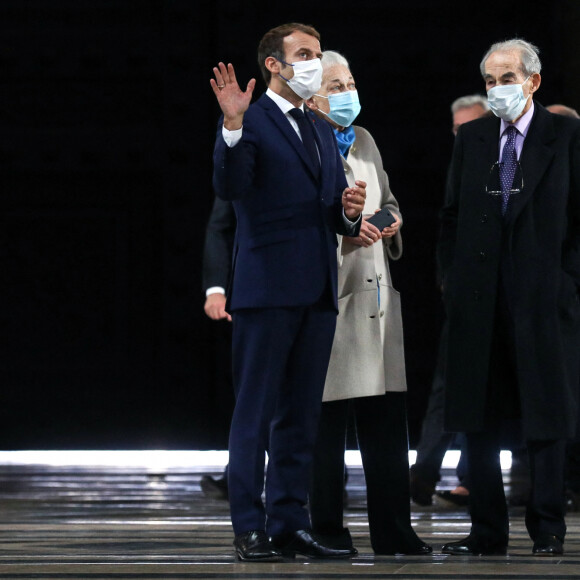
[315,89,361,127]
[487,76,531,121]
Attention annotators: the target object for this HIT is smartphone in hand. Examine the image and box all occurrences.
[366,207,396,230]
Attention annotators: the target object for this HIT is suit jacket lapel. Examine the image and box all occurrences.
[258,94,320,182]
[506,104,556,225]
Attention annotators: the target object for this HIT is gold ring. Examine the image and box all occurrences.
[218,84,225,89]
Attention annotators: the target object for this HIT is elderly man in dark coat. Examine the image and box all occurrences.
[438,38,580,557]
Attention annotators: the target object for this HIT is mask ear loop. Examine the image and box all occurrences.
[310,94,332,121]
[273,58,293,83]
[523,74,534,96]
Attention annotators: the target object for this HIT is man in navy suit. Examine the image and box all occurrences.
[210,23,366,561]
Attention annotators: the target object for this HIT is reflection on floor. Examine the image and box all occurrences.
[0,452,578,578]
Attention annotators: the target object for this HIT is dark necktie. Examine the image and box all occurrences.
[499,125,518,215]
[288,108,320,175]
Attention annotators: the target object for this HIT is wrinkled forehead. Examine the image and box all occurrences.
[322,63,353,83]
[484,49,525,77]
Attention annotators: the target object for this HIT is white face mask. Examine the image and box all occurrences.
[279,58,323,99]
[487,76,531,121]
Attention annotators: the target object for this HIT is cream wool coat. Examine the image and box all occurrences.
[323,125,405,402]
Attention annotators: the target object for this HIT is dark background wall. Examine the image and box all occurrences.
[1,0,578,449]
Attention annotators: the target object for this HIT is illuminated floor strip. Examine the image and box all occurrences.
[0,449,512,469]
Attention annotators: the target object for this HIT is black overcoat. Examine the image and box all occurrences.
[438,103,580,440]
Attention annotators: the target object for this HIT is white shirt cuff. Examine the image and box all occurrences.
[206,287,226,297]
[222,126,242,148]
[342,210,361,233]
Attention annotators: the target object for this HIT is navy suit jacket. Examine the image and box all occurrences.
[213,93,355,312]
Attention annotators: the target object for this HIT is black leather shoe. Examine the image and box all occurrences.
[200,475,228,500]
[272,529,356,559]
[375,542,433,555]
[442,536,507,555]
[532,534,563,556]
[408,544,433,555]
[313,527,358,552]
[233,530,283,561]
[436,490,470,507]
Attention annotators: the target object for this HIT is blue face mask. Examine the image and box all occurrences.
[315,90,361,127]
[487,76,531,121]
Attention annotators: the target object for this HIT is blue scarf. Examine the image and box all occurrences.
[334,126,356,159]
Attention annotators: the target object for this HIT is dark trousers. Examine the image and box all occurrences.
[228,301,337,537]
[466,285,567,543]
[565,385,580,493]
[467,432,566,542]
[414,319,469,486]
[310,392,422,553]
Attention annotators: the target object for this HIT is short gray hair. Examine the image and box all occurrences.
[480,38,541,77]
[321,50,350,71]
[451,94,490,114]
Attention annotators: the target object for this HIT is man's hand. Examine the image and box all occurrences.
[204,293,232,322]
[210,62,256,130]
[342,179,366,220]
[344,215,382,247]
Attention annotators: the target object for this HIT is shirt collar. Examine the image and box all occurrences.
[500,100,535,137]
[266,88,304,115]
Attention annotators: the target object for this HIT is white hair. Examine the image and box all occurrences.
[547,104,580,119]
[480,38,541,77]
[451,94,490,114]
[321,50,350,71]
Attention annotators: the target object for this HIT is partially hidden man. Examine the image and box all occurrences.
[439,38,580,556]
[210,23,366,561]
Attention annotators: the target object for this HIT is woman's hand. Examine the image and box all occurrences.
[380,212,401,239]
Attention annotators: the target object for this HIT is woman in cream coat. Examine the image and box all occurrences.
[306,51,431,555]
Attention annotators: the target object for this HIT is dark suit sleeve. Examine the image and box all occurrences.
[213,118,258,202]
[202,197,236,291]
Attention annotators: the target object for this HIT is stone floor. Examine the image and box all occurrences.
[0,453,578,578]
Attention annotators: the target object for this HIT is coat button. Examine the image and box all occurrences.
[473,290,482,301]
[380,310,384,317]
[478,251,487,262]
[378,273,383,280]
[481,214,488,223]
[344,167,350,173]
